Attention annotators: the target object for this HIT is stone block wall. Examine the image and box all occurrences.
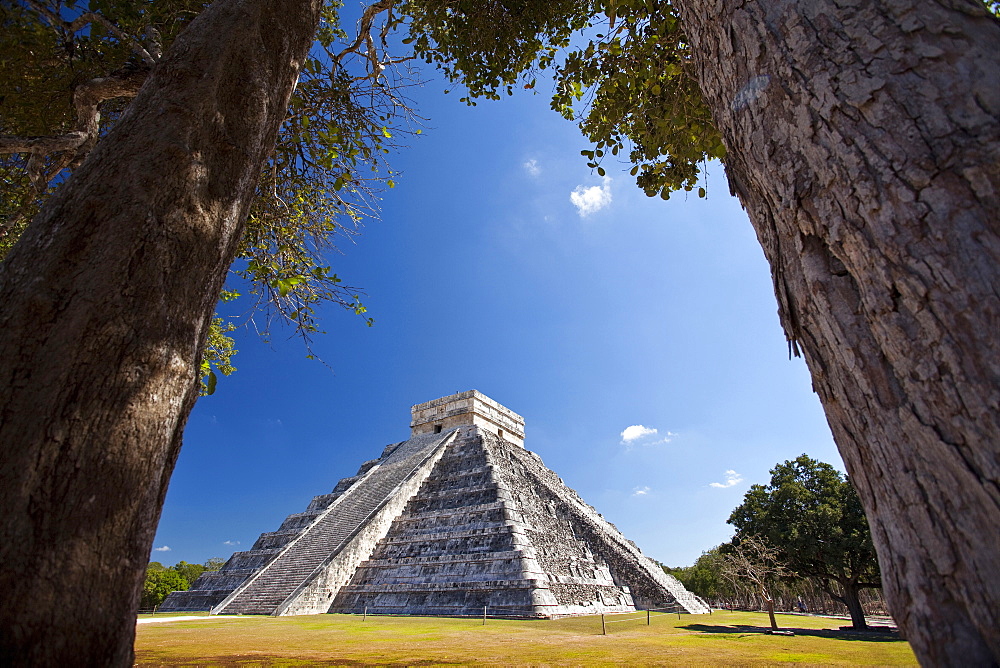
[410,390,525,447]
[329,429,541,616]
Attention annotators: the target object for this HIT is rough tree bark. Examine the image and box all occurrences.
[0,0,322,664]
[834,581,869,631]
[672,0,999,663]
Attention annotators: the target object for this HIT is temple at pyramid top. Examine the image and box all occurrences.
[410,390,525,447]
[161,391,709,618]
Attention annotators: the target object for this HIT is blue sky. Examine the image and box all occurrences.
[151,65,841,569]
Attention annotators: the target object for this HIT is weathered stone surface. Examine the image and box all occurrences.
[411,390,525,447]
[162,392,708,617]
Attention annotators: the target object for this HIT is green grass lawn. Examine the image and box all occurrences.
[135,610,917,666]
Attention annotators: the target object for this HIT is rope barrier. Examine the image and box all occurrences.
[346,604,687,634]
[600,606,688,634]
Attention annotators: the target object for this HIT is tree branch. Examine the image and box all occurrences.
[1,68,149,191]
[0,134,89,154]
[335,0,398,78]
[23,0,158,66]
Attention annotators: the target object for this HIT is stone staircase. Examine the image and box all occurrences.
[213,431,454,615]
[330,434,542,616]
[496,438,712,615]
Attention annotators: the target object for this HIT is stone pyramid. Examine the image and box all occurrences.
[161,391,709,617]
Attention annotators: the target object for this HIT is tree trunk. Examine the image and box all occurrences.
[764,593,779,632]
[837,582,869,631]
[672,1,999,664]
[0,0,321,665]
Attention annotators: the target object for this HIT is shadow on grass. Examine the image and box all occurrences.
[681,624,904,643]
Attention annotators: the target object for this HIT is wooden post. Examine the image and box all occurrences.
[483,606,487,625]
[647,609,650,625]
[601,614,606,635]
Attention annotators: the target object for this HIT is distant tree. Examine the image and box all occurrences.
[728,455,881,629]
[170,561,206,588]
[203,557,225,572]
[719,536,789,632]
[664,547,731,603]
[140,568,188,610]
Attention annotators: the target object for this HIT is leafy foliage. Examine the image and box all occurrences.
[405,0,996,197]
[140,567,188,609]
[141,558,224,608]
[203,557,225,571]
[235,1,419,343]
[403,0,723,198]
[169,560,208,588]
[728,455,880,627]
[664,546,731,601]
[403,0,589,102]
[0,0,206,235]
[550,0,723,199]
[728,455,880,590]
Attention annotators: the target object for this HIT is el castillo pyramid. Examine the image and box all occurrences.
[161,391,709,617]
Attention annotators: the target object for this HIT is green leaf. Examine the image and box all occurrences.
[276,276,304,297]
[204,370,218,395]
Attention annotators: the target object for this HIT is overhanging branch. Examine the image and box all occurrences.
[23,0,158,66]
[1,68,148,191]
[335,0,401,79]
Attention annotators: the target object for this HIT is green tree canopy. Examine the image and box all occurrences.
[140,567,188,609]
[203,557,225,572]
[728,455,881,629]
[666,546,731,601]
[170,560,205,588]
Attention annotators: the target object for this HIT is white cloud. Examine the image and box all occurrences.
[523,159,540,176]
[621,425,658,443]
[632,486,651,497]
[223,540,240,546]
[570,177,612,216]
[620,425,678,449]
[710,470,744,489]
[153,545,171,552]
